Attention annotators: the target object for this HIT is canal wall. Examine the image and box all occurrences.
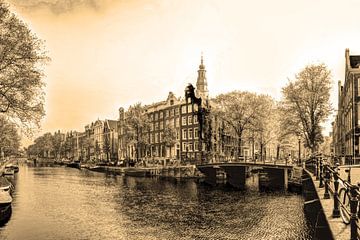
[85,165,204,179]
[302,169,334,240]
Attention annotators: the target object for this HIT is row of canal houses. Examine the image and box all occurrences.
[59,57,292,164]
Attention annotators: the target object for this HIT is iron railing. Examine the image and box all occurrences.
[305,157,360,240]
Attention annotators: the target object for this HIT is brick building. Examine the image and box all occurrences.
[333,48,360,164]
[118,56,217,164]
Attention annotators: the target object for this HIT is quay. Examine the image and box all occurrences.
[82,164,201,179]
[304,159,360,240]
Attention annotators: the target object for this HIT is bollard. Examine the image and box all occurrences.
[349,185,359,240]
[315,158,319,180]
[323,165,330,199]
[319,159,324,188]
[332,167,340,218]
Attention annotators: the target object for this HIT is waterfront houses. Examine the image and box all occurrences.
[29,56,287,164]
[333,48,360,164]
[117,56,211,165]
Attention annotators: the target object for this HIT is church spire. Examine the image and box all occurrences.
[196,53,208,100]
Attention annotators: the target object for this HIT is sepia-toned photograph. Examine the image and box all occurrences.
[0,0,360,239]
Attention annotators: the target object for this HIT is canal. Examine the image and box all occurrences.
[0,163,313,240]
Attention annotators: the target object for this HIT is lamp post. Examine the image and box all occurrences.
[298,136,301,166]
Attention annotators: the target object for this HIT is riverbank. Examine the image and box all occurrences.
[82,164,204,179]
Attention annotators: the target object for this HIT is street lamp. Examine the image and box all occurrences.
[298,136,301,166]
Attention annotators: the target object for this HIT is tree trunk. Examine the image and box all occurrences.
[237,136,242,160]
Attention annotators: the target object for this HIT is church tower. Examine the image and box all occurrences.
[196,54,209,100]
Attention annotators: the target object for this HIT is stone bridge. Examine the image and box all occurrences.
[196,161,295,190]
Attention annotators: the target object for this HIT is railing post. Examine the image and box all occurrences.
[319,159,324,188]
[349,185,359,240]
[332,166,340,218]
[358,183,360,219]
[315,158,319,180]
[323,165,330,199]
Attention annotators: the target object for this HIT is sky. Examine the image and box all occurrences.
[7,0,360,145]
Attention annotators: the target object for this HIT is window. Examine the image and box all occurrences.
[182,129,187,139]
[176,117,180,127]
[155,122,159,131]
[188,142,193,152]
[159,111,163,119]
[160,121,164,130]
[188,128,193,139]
[194,104,198,112]
[149,113,153,120]
[194,128,199,139]
[188,116,193,125]
[176,129,180,140]
[181,105,187,114]
[155,133,159,143]
[182,142,187,151]
[187,104,192,113]
[194,141,199,151]
[154,113,158,120]
[150,124,154,131]
[159,132,163,142]
[176,144,180,149]
[175,108,179,115]
[182,116,187,126]
[194,115,198,124]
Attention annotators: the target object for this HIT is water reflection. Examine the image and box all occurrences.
[0,164,312,240]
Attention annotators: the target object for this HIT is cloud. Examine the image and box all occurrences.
[7,0,114,14]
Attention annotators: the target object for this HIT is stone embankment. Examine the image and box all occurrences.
[83,165,203,179]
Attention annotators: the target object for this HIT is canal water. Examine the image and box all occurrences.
[0,163,313,240]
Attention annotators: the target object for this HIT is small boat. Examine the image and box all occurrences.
[0,176,13,224]
[5,164,19,173]
[66,161,81,169]
[0,177,14,195]
[3,166,14,176]
[124,168,148,177]
[4,164,19,173]
[0,191,12,224]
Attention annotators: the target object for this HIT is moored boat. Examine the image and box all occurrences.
[0,177,15,195]
[66,161,81,169]
[0,177,13,224]
[124,168,148,177]
[0,191,12,224]
[3,166,14,176]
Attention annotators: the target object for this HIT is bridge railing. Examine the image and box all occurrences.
[305,158,360,240]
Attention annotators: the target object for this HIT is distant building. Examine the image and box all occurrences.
[117,56,242,164]
[333,48,360,164]
[118,56,209,164]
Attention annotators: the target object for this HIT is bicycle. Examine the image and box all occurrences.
[338,166,359,225]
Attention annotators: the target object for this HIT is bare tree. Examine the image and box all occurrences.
[0,1,49,133]
[162,124,176,159]
[123,103,150,162]
[250,95,279,161]
[212,91,265,159]
[281,64,332,154]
